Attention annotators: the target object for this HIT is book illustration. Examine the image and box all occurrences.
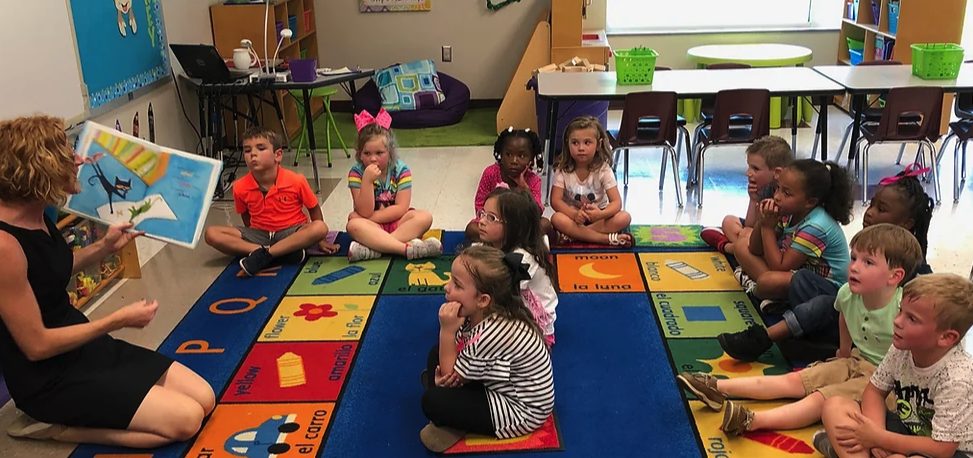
[665,260,709,280]
[64,121,222,249]
[85,154,131,214]
[95,194,176,226]
[312,266,365,285]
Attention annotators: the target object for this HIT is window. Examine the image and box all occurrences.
[607,0,841,33]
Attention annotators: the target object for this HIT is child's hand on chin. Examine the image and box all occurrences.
[438,301,465,331]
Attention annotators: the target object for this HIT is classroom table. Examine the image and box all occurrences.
[535,67,847,205]
[813,64,973,162]
[687,44,815,129]
[184,70,375,194]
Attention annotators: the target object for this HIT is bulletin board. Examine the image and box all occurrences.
[69,0,170,109]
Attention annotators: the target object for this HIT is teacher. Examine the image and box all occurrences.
[0,115,214,447]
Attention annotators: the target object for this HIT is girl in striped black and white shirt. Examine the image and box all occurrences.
[419,245,555,452]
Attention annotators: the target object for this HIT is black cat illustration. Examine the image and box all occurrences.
[87,160,132,214]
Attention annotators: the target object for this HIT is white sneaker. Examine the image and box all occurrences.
[348,241,381,262]
[407,238,442,260]
[734,266,756,294]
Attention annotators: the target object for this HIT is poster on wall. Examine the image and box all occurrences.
[360,0,431,12]
[69,0,169,109]
[63,122,222,249]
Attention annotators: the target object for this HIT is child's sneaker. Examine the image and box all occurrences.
[278,248,306,265]
[240,246,273,276]
[759,299,788,315]
[718,324,772,362]
[734,266,756,294]
[676,372,726,411]
[407,238,442,260]
[701,227,730,253]
[348,241,382,262]
[812,429,838,458]
[722,401,754,436]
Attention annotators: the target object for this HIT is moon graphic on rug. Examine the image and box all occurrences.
[578,262,621,280]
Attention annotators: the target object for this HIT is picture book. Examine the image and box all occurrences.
[63,121,222,249]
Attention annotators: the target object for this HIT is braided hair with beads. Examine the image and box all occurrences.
[494,127,544,170]
[883,169,934,257]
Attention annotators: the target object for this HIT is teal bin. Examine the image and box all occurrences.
[888,1,899,34]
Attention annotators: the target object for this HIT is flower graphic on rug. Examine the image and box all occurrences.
[293,303,339,321]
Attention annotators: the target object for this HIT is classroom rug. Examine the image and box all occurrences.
[303,108,499,149]
[67,225,822,458]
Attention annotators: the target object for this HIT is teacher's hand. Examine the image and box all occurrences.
[102,222,145,253]
[111,299,159,329]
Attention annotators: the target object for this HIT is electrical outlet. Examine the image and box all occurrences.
[442,46,452,62]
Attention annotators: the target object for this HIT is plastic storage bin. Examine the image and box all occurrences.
[847,37,865,51]
[911,43,965,79]
[850,48,864,65]
[613,47,658,85]
[888,1,899,34]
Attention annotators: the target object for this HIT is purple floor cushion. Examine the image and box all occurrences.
[355,71,471,129]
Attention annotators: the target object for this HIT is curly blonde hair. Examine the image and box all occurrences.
[0,116,77,205]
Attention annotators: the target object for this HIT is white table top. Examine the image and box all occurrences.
[814,64,973,94]
[536,67,845,100]
[687,44,813,66]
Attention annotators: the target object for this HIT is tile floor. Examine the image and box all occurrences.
[1,107,972,457]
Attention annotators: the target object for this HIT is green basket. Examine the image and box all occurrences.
[614,47,658,85]
[847,37,865,51]
[911,43,965,80]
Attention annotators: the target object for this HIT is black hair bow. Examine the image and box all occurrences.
[502,252,532,290]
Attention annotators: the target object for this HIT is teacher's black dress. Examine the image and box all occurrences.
[0,216,173,429]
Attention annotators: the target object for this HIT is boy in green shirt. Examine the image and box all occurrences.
[677,224,923,435]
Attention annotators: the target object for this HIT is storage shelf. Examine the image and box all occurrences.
[842,18,896,40]
[74,267,125,310]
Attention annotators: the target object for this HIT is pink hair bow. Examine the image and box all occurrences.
[878,162,930,186]
[354,108,392,131]
[495,182,510,189]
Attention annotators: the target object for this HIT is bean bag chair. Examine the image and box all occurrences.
[355,71,471,129]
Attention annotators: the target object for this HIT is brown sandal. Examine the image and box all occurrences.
[419,422,465,452]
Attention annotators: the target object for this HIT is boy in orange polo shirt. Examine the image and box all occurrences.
[204,127,338,276]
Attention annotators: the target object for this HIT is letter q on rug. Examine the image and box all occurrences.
[443,413,563,454]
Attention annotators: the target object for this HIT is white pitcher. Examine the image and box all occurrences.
[232,48,257,70]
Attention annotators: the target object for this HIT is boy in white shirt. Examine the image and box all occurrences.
[816,273,973,458]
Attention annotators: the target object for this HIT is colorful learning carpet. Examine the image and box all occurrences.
[69,225,823,458]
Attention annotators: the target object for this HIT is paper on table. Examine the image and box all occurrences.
[317,67,362,75]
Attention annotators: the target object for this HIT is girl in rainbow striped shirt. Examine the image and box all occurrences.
[346,109,441,262]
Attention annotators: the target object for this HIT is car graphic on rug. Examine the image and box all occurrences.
[224,414,300,457]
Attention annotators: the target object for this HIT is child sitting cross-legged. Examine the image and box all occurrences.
[701,135,794,256]
[204,127,337,276]
[345,109,441,262]
[419,246,555,452]
[814,273,973,458]
[677,223,924,437]
[550,116,633,247]
[465,127,552,242]
[717,165,936,362]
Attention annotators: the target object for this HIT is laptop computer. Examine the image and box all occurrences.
[170,44,252,83]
